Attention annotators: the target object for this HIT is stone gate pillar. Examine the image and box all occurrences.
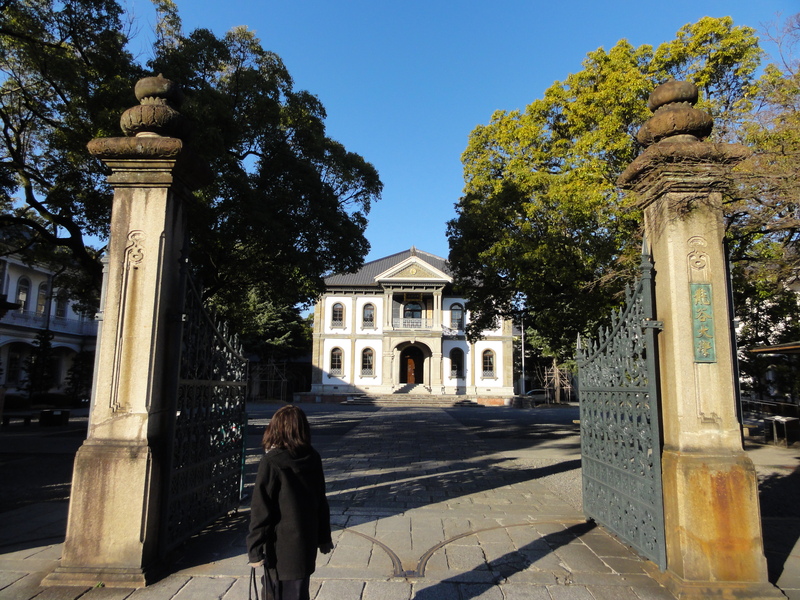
[619,81,782,599]
[43,75,210,588]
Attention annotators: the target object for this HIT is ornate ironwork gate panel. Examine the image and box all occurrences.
[577,250,666,570]
[163,264,248,552]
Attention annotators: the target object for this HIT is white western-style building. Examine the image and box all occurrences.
[0,254,97,400]
[307,248,514,403]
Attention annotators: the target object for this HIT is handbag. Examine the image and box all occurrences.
[249,564,277,600]
[248,565,260,600]
[247,564,275,600]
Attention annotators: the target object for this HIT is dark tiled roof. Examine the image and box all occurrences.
[324,247,450,287]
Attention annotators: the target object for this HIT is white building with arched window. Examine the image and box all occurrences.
[307,248,514,404]
[0,255,97,402]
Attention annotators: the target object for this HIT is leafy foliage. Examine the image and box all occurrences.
[22,328,55,398]
[1,1,382,359]
[0,0,144,286]
[447,17,763,360]
[147,7,381,319]
[209,290,312,361]
[727,15,800,394]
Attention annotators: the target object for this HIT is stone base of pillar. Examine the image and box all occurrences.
[41,440,160,589]
[653,572,785,600]
[659,449,783,599]
[42,565,149,589]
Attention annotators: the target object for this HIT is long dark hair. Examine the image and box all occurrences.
[262,405,311,454]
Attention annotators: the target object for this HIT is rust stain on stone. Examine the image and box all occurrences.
[679,460,763,582]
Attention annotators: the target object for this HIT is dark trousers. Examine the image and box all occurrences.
[262,568,310,600]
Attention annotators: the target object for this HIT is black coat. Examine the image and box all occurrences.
[246,446,332,580]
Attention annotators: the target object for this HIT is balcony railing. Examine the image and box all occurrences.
[392,318,432,329]
[1,310,98,336]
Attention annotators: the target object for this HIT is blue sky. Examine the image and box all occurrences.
[127,0,796,264]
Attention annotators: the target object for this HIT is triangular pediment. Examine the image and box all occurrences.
[375,256,452,283]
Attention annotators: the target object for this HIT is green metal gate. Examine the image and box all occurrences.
[162,260,248,552]
[577,249,666,570]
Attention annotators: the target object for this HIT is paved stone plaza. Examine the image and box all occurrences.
[1,404,798,599]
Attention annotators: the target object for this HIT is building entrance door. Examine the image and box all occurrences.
[400,346,424,385]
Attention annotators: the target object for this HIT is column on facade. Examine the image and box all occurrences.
[349,334,357,391]
[382,348,394,390]
[618,80,780,599]
[430,331,443,392]
[384,289,393,328]
[502,320,514,391]
[433,288,442,331]
[468,340,476,394]
[311,298,324,389]
[44,75,211,588]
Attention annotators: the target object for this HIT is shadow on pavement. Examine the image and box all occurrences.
[759,466,800,585]
[413,521,598,599]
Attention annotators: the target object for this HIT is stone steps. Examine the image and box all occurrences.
[343,394,481,407]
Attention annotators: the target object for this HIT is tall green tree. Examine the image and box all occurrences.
[727,14,800,395]
[148,15,381,315]
[447,17,762,360]
[1,1,381,356]
[0,0,143,290]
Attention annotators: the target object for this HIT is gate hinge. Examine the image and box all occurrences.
[642,319,663,330]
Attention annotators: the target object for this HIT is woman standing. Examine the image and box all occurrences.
[247,405,333,600]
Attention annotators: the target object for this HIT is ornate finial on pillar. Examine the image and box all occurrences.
[617,79,748,190]
[636,80,713,147]
[120,74,188,139]
[87,74,211,187]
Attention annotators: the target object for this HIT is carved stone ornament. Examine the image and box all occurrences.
[636,81,713,147]
[87,136,184,159]
[86,75,213,189]
[618,80,750,190]
[687,236,708,271]
[126,230,145,267]
[119,74,189,139]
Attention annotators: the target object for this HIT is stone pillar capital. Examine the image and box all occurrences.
[619,142,748,210]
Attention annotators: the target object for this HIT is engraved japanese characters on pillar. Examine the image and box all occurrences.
[691,283,716,362]
[687,236,716,363]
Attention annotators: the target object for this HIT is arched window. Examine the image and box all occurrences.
[331,303,344,328]
[482,350,495,378]
[449,348,464,378]
[404,302,422,319]
[361,348,374,376]
[36,282,48,315]
[55,290,68,319]
[450,303,464,330]
[16,277,30,312]
[362,303,375,328]
[329,347,343,376]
